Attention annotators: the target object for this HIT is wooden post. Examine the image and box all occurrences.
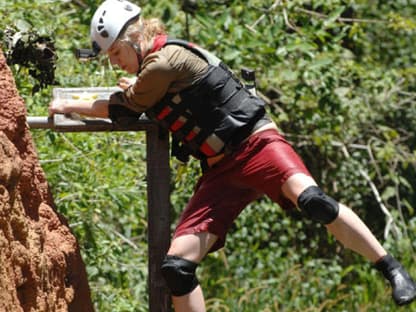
[27,115,172,312]
[146,125,172,311]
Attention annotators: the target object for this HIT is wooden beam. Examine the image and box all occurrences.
[146,125,172,311]
[27,115,153,132]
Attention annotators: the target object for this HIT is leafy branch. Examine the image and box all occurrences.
[295,7,386,25]
[2,21,57,93]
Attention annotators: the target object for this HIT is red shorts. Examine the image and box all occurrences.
[173,129,311,252]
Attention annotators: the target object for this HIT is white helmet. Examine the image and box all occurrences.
[90,0,141,54]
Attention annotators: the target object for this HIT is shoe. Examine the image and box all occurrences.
[375,254,416,306]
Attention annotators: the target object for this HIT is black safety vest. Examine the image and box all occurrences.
[145,39,266,162]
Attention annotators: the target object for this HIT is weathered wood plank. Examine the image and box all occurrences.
[146,126,172,311]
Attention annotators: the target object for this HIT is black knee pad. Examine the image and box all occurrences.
[161,255,199,297]
[297,186,339,224]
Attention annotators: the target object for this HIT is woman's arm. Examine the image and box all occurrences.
[48,98,109,118]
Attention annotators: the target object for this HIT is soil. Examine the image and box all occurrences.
[0,49,94,311]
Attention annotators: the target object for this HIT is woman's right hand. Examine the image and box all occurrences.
[48,99,68,117]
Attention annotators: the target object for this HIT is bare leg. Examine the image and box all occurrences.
[172,286,206,312]
[282,173,416,305]
[326,204,386,262]
[281,173,386,262]
[166,232,219,312]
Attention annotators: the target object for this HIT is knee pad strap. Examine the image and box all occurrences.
[161,255,199,297]
[297,186,339,224]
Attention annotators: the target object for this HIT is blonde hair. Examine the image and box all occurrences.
[118,17,167,54]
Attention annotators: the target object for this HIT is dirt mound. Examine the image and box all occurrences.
[0,50,93,311]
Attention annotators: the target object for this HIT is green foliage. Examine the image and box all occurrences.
[2,0,416,311]
[3,22,57,93]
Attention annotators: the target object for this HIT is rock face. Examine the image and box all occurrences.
[0,50,93,311]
